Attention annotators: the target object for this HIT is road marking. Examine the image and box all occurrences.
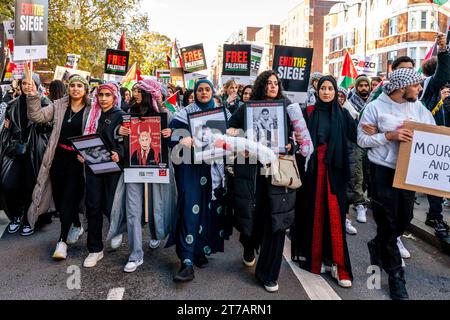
[0,210,8,239]
[283,237,341,300]
[107,287,125,300]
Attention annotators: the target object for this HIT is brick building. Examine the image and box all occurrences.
[323,0,450,77]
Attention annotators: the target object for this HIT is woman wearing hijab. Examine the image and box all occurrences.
[168,79,230,282]
[116,79,177,273]
[227,70,307,293]
[26,75,91,260]
[0,74,52,236]
[78,82,125,268]
[291,75,357,288]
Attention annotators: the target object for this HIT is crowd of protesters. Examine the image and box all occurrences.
[0,33,449,300]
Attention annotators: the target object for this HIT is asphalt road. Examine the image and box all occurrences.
[0,208,449,300]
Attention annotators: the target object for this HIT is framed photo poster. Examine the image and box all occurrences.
[244,100,288,154]
[187,107,229,163]
[123,113,170,184]
[68,134,122,175]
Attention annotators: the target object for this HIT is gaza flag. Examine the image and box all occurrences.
[340,51,358,89]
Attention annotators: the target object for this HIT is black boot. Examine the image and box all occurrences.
[173,263,195,283]
[388,269,409,300]
[194,255,209,268]
[367,239,382,269]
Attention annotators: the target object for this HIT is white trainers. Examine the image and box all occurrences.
[331,264,352,288]
[7,217,22,234]
[149,239,161,249]
[83,251,104,268]
[52,242,67,261]
[124,259,144,273]
[67,226,84,245]
[345,219,357,235]
[356,205,367,223]
[110,234,123,250]
[397,237,411,259]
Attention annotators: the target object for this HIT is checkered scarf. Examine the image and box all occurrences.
[383,68,422,96]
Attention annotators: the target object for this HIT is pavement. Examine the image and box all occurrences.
[0,207,449,301]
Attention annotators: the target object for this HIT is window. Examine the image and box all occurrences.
[409,11,437,31]
[389,16,398,35]
[331,37,341,52]
[388,50,397,62]
[409,47,417,61]
[421,11,427,29]
[344,32,355,48]
[372,24,380,40]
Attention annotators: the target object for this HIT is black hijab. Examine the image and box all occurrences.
[308,75,349,181]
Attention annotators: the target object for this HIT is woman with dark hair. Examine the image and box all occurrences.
[168,79,231,283]
[240,85,253,103]
[182,89,194,107]
[120,87,131,112]
[0,74,52,236]
[227,70,301,293]
[48,80,67,102]
[26,75,91,260]
[290,75,357,288]
[116,79,177,273]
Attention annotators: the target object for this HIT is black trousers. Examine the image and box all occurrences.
[370,163,415,275]
[50,166,84,242]
[240,176,286,283]
[1,156,34,224]
[85,170,121,253]
[427,195,443,221]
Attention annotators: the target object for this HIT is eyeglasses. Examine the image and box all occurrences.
[97,93,112,98]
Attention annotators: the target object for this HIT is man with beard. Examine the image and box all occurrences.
[358,68,435,300]
[348,75,371,224]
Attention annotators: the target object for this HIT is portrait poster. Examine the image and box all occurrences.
[187,107,229,163]
[124,114,170,184]
[68,134,121,175]
[244,100,287,154]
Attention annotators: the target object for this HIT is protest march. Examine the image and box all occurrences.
[0,0,450,304]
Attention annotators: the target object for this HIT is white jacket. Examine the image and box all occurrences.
[357,93,435,169]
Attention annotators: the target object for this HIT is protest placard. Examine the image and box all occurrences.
[14,0,48,61]
[181,44,207,73]
[104,49,129,76]
[272,46,313,104]
[53,66,90,81]
[393,121,450,198]
[156,70,171,85]
[222,44,252,85]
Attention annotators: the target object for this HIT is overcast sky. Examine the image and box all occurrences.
[142,0,304,68]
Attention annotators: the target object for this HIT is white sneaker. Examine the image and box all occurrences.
[443,199,450,207]
[331,264,352,288]
[356,205,367,223]
[149,239,161,249]
[83,251,104,268]
[124,259,144,273]
[397,237,411,259]
[345,219,357,235]
[67,226,84,245]
[52,242,67,261]
[110,234,123,250]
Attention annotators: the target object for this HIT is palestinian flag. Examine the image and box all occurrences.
[170,40,183,69]
[121,62,143,89]
[418,42,437,75]
[429,0,448,5]
[163,91,179,113]
[117,31,126,51]
[340,51,358,88]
